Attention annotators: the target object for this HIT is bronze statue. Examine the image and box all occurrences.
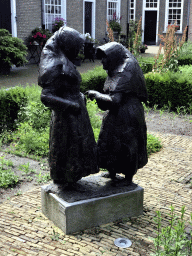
[87,42,148,184]
[38,27,98,186]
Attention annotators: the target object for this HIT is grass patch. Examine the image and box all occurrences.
[0,156,18,188]
[0,85,162,158]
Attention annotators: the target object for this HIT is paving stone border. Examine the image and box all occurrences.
[0,131,191,255]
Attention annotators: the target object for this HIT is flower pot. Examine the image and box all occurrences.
[0,62,11,75]
[113,31,119,40]
[140,48,145,53]
[72,58,81,66]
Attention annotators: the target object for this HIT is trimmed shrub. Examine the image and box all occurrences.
[145,71,192,110]
[81,66,107,93]
[0,87,28,133]
[178,41,192,66]
[0,29,28,69]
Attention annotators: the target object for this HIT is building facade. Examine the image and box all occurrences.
[0,0,190,45]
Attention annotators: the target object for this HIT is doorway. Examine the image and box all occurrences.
[144,11,157,45]
[84,2,92,36]
[0,0,11,33]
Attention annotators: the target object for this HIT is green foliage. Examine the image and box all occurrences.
[138,56,156,74]
[127,19,140,52]
[151,205,192,256]
[0,156,18,188]
[86,99,103,141]
[0,86,28,133]
[19,162,35,174]
[81,66,107,93]
[145,71,192,111]
[178,41,192,66]
[17,98,51,130]
[35,171,51,183]
[12,123,49,156]
[52,17,66,32]
[147,134,162,156]
[0,29,28,67]
[109,20,122,34]
[25,27,52,46]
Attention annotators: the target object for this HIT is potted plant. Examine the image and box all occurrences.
[0,29,28,74]
[26,27,52,46]
[109,12,122,39]
[52,17,67,33]
[140,44,148,53]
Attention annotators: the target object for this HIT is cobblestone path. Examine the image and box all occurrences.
[0,131,191,256]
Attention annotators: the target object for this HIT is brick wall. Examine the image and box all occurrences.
[16,0,42,42]
[121,0,128,35]
[95,0,107,41]
[188,0,192,41]
[67,0,83,34]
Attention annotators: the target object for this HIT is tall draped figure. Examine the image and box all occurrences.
[87,42,148,183]
[38,27,98,185]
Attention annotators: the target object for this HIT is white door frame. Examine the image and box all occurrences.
[83,0,96,39]
[10,0,17,37]
[142,0,160,44]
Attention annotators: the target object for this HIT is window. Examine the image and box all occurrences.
[165,0,184,31]
[43,0,66,31]
[129,0,135,20]
[107,0,121,21]
[145,0,158,9]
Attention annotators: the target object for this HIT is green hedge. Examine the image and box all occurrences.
[80,66,107,93]
[145,71,192,110]
[0,87,28,133]
[178,42,192,66]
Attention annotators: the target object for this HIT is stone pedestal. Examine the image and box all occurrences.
[41,173,144,234]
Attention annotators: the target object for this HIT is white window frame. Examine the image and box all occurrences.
[142,0,160,44]
[11,0,17,37]
[83,0,96,39]
[107,0,121,22]
[42,0,66,31]
[164,0,184,33]
[129,0,136,21]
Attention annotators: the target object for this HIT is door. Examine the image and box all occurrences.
[85,2,92,36]
[0,0,11,33]
[144,11,157,45]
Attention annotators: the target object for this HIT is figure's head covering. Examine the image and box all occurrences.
[38,26,85,86]
[56,26,85,60]
[97,42,148,103]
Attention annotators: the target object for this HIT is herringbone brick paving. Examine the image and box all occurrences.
[0,131,191,255]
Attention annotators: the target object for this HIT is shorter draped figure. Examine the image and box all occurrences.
[38,27,98,185]
[87,42,148,184]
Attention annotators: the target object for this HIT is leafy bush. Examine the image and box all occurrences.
[0,86,28,133]
[138,56,156,74]
[18,97,51,130]
[25,27,52,46]
[147,134,162,156]
[86,99,103,141]
[145,71,192,111]
[152,205,192,256]
[0,156,18,188]
[81,66,107,93]
[178,41,192,66]
[12,122,49,156]
[0,29,28,68]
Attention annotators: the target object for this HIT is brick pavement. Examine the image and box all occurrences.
[0,131,191,255]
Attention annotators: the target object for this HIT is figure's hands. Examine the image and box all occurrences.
[70,102,81,114]
[85,90,99,101]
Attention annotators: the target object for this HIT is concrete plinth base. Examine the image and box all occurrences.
[41,173,144,234]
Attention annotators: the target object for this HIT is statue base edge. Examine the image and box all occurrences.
[41,183,144,235]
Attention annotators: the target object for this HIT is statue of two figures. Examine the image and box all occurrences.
[38,27,148,190]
